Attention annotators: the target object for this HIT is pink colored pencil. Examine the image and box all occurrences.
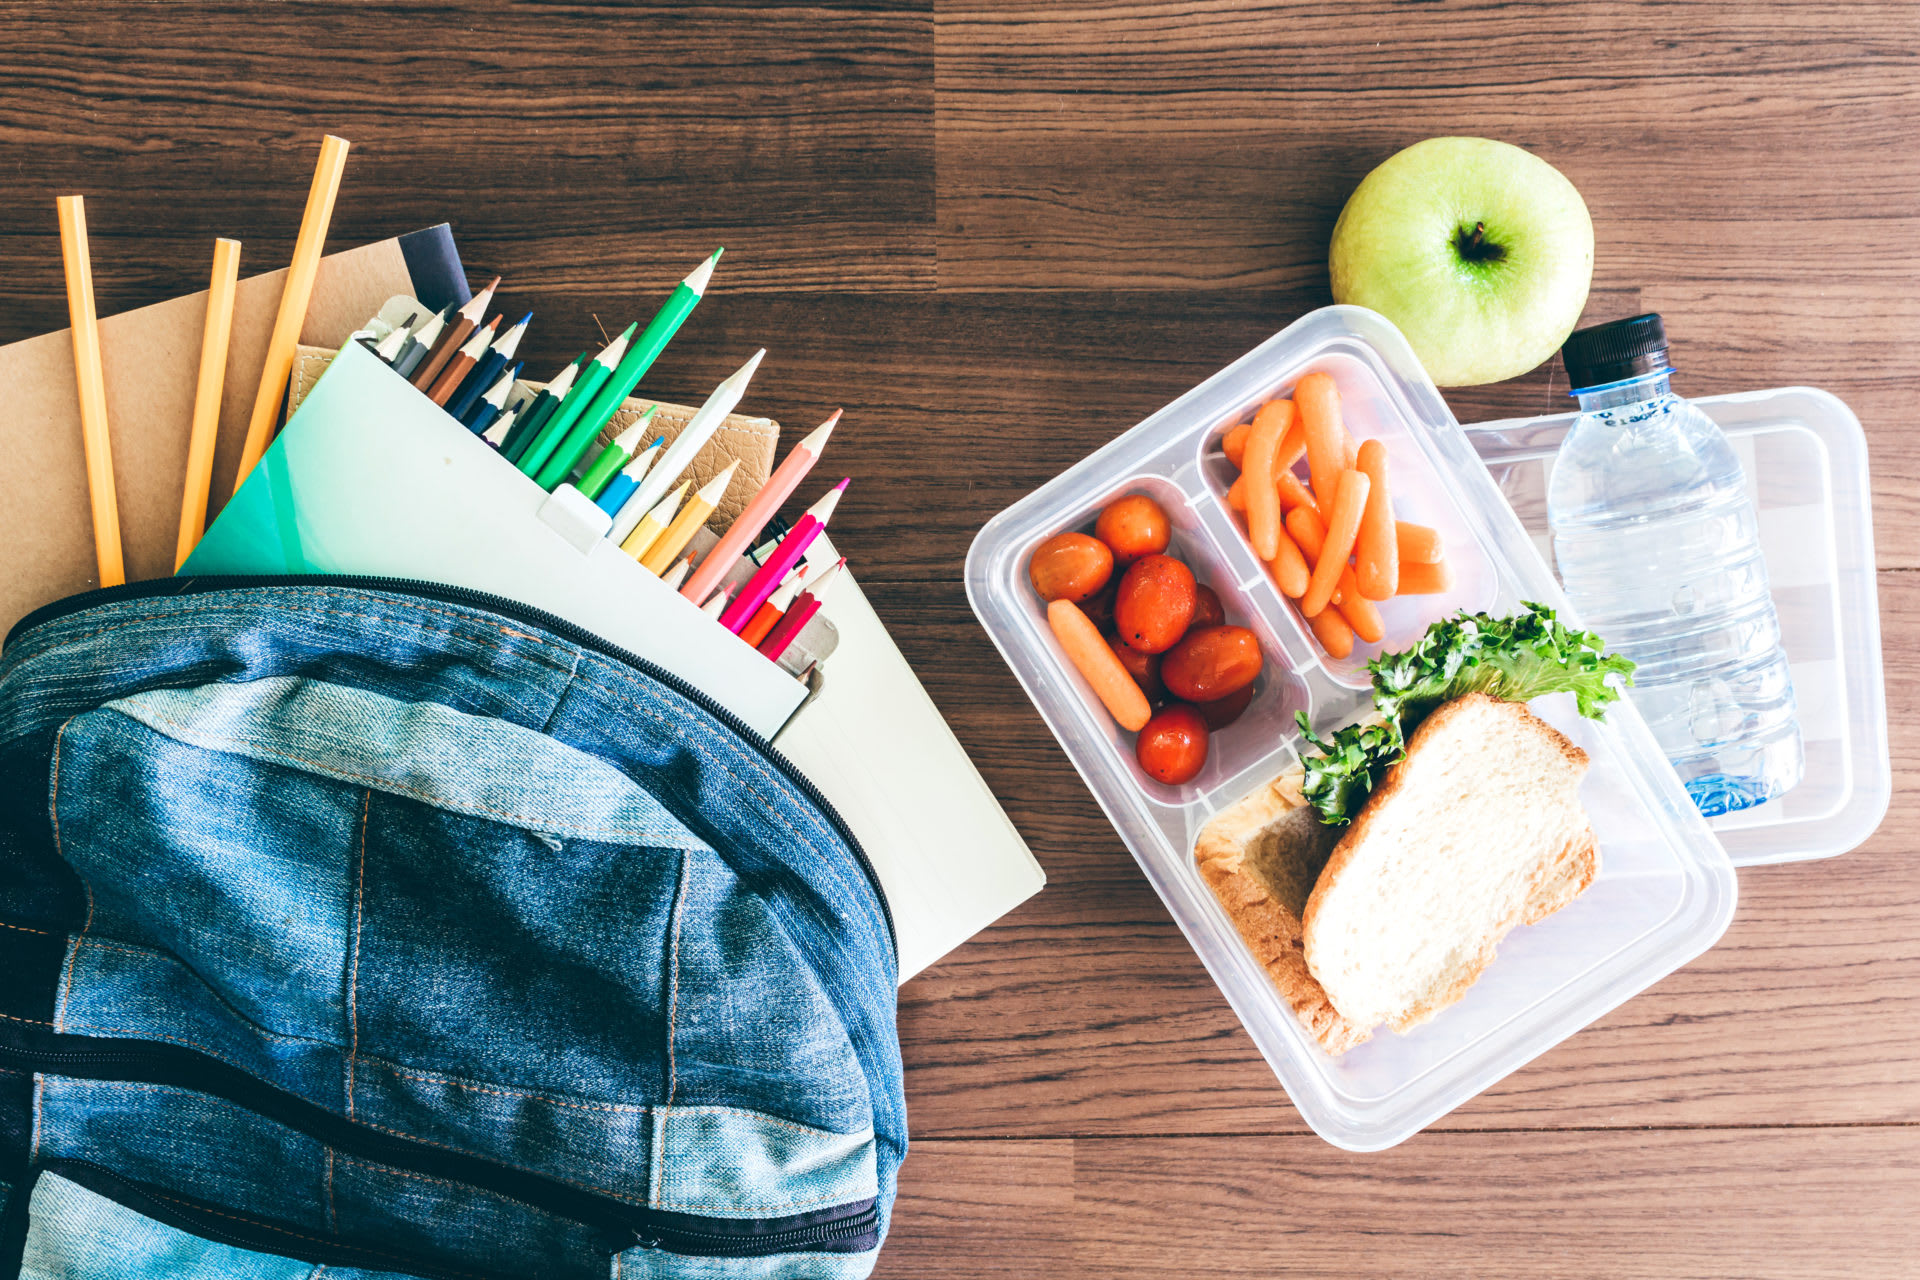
[719,479,848,632]
[682,410,838,605]
[759,559,846,662]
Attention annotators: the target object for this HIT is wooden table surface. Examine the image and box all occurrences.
[1,3,1915,1276]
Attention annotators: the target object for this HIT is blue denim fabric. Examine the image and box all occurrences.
[0,584,903,1279]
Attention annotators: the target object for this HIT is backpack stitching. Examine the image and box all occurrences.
[127,710,700,848]
[665,854,690,1110]
[0,920,50,936]
[50,717,94,1037]
[346,790,370,1119]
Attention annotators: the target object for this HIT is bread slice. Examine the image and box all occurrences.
[1302,694,1599,1034]
[1195,770,1370,1055]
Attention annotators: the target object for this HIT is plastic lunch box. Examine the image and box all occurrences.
[1465,388,1889,866]
[966,305,1741,1150]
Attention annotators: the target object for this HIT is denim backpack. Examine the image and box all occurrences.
[0,578,904,1279]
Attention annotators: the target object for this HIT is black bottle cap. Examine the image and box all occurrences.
[1561,314,1671,390]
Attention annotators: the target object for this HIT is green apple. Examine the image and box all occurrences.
[1329,137,1594,387]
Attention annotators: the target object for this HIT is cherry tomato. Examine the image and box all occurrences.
[1028,532,1113,604]
[1094,494,1172,566]
[1160,625,1263,703]
[1113,554,1197,654]
[1106,633,1164,702]
[1135,704,1210,785]
[1192,584,1226,629]
[1191,683,1255,730]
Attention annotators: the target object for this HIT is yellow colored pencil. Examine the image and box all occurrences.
[231,134,349,493]
[641,461,737,575]
[56,195,124,588]
[619,481,688,563]
[175,237,242,569]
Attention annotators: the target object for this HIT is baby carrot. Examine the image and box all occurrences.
[1227,474,1247,512]
[1397,558,1455,595]
[1354,438,1398,600]
[1269,522,1310,598]
[1308,605,1355,660]
[1396,521,1444,564]
[1223,419,1251,469]
[1286,505,1384,642]
[1278,415,1308,472]
[1243,399,1292,561]
[1296,371,1345,503]
[1277,469,1322,521]
[1300,468,1369,619]
[1047,598,1152,732]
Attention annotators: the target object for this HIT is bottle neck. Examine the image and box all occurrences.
[1573,371,1672,413]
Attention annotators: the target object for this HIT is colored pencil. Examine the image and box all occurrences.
[426,316,497,407]
[518,326,633,482]
[577,407,658,500]
[502,354,584,462]
[658,555,694,591]
[56,195,124,587]
[640,461,738,575]
[411,277,497,390]
[393,305,451,379]
[737,564,812,648]
[618,348,765,518]
[174,236,241,571]
[719,479,847,632]
[232,134,350,493]
[370,310,418,364]
[558,248,720,458]
[759,558,845,662]
[594,438,664,516]
[700,585,734,620]
[619,481,688,562]
[461,362,521,434]
[447,311,529,420]
[481,403,519,449]
[682,409,837,604]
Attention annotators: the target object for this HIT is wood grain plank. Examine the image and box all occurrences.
[881,1140,1074,1278]
[936,1,1920,289]
[1064,1129,1920,1280]
[887,570,1918,1135]
[0,0,933,344]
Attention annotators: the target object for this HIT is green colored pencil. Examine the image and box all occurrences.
[532,249,721,490]
[516,326,633,481]
[501,353,586,463]
[577,406,659,500]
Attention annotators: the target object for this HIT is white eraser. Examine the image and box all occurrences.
[537,485,614,554]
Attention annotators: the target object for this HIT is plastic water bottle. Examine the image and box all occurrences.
[1547,314,1802,816]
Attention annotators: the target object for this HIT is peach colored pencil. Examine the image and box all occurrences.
[681,410,838,605]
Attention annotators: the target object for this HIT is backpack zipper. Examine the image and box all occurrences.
[0,1034,879,1259]
[6,574,896,960]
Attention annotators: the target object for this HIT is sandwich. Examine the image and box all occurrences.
[1196,604,1633,1054]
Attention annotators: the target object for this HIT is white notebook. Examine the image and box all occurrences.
[185,338,1044,981]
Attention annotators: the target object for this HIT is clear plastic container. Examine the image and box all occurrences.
[1466,386,1889,865]
[966,306,1738,1151]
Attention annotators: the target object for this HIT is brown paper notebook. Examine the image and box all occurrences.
[0,237,447,636]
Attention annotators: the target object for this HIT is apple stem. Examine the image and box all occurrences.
[1454,220,1506,263]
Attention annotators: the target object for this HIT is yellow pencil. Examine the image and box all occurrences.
[230,134,350,494]
[641,461,738,575]
[56,195,124,588]
[175,237,242,569]
[619,481,688,563]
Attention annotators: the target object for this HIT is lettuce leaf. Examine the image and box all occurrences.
[1294,602,1635,825]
